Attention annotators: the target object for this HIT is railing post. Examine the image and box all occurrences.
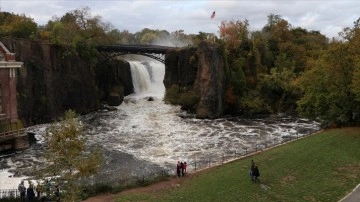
[194,157,197,172]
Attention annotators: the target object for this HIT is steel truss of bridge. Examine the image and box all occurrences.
[95,44,175,63]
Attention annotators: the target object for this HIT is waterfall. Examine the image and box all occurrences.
[129,61,165,98]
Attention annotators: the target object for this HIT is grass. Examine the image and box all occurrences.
[115,127,360,202]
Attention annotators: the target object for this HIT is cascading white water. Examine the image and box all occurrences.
[128,61,165,98]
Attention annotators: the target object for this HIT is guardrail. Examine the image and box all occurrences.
[0,129,26,140]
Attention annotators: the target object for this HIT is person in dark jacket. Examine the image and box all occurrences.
[27,184,36,201]
[176,161,181,177]
[54,185,60,202]
[180,161,184,176]
[18,181,26,202]
[249,160,255,181]
[252,165,260,183]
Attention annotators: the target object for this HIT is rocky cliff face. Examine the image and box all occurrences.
[95,59,133,106]
[165,41,226,118]
[194,41,226,119]
[164,46,197,87]
[1,38,132,126]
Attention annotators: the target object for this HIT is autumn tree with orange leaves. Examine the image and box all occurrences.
[219,19,249,50]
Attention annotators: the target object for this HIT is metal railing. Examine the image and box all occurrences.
[191,131,317,172]
[0,129,26,140]
[0,189,20,199]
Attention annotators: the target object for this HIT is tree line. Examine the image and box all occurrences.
[1,8,360,126]
[218,14,360,127]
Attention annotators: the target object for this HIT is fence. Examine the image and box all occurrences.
[90,129,317,187]
[0,189,20,199]
[191,130,317,172]
[0,129,318,199]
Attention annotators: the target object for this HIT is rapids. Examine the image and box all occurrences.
[0,61,320,189]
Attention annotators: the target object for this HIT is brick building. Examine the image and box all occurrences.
[0,41,22,122]
[0,41,28,151]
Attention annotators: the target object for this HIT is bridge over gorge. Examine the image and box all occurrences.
[95,44,176,63]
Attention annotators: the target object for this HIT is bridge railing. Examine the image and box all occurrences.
[0,129,26,140]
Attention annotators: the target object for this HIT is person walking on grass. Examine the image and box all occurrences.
[253,165,260,183]
[249,160,255,181]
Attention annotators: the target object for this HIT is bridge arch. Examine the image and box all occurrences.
[101,52,165,63]
[95,44,175,64]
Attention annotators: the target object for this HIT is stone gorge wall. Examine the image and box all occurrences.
[1,38,132,126]
[94,58,133,106]
[194,41,226,119]
[165,41,226,119]
[164,46,198,87]
[1,38,225,125]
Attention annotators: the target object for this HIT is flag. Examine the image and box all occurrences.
[211,11,215,19]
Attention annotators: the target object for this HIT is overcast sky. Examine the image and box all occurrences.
[1,0,359,39]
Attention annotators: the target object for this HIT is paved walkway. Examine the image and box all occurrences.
[339,184,360,202]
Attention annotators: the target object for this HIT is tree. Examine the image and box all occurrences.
[219,19,249,50]
[37,110,102,202]
[140,32,159,44]
[41,7,111,46]
[0,12,38,39]
[296,41,358,126]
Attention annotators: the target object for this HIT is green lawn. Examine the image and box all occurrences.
[115,128,360,202]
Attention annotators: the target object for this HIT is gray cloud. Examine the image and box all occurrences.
[1,0,359,38]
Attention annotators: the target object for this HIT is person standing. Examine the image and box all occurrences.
[183,162,187,175]
[176,161,181,177]
[250,160,255,181]
[253,165,260,183]
[18,181,26,202]
[180,161,184,176]
[35,182,42,199]
[54,185,60,202]
[45,180,52,197]
[27,183,36,201]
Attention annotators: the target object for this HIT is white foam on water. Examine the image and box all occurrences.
[0,61,321,189]
[0,170,27,189]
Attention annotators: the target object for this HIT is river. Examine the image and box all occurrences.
[0,60,320,189]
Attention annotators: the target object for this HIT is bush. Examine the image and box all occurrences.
[164,84,181,105]
[164,84,199,111]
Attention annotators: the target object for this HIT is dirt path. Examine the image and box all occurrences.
[82,173,198,202]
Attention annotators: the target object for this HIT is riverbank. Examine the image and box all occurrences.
[84,127,360,201]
